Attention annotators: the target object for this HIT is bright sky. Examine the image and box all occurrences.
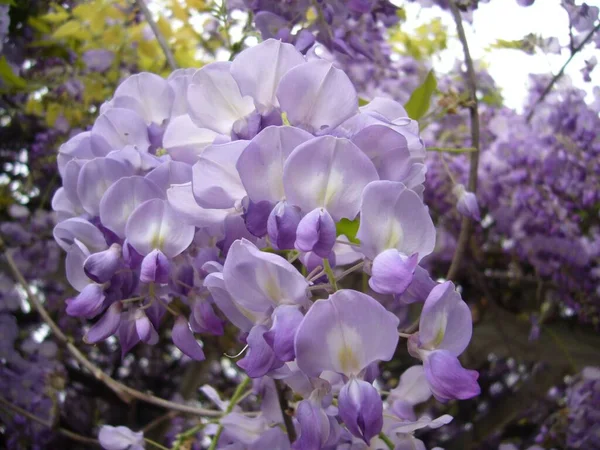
[400,1,600,111]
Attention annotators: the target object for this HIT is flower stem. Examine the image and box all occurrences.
[323,258,338,291]
[379,432,395,450]
[208,377,251,450]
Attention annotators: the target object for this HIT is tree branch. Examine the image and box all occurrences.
[0,396,100,446]
[0,236,221,417]
[445,1,481,281]
[135,0,178,70]
[275,380,297,443]
[526,22,600,123]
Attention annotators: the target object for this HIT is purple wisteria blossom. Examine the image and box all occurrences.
[49,37,479,448]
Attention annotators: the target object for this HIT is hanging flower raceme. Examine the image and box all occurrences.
[52,38,479,449]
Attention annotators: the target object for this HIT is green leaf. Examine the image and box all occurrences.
[404,70,437,120]
[336,218,360,244]
[0,0,16,5]
[0,56,26,90]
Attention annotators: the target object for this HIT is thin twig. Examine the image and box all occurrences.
[275,380,297,443]
[445,1,481,282]
[136,0,178,70]
[526,22,600,123]
[0,236,221,417]
[208,377,251,450]
[335,261,364,283]
[0,396,100,446]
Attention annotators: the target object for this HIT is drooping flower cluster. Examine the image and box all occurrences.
[52,38,479,448]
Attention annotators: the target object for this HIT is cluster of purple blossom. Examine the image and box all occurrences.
[52,38,480,449]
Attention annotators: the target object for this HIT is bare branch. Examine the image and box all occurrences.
[136,0,178,70]
[445,1,481,281]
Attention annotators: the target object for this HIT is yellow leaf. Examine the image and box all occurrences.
[52,20,82,39]
[157,16,173,39]
[171,0,188,21]
[39,11,70,24]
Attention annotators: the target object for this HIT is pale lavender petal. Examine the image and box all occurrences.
[357,181,435,260]
[77,157,133,216]
[63,158,86,208]
[112,72,174,125]
[223,239,309,313]
[167,182,229,229]
[388,413,453,434]
[187,61,256,135]
[283,136,378,220]
[167,68,196,116]
[98,425,144,450]
[172,315,205,361]
[91,107,150,152]
[85,301,122,344]
[419,281,472,356]
[295,289,399,377]
[125,199,195,258]
[54,217,106,253]
[277,60,358,134]
[369,250,418,295]
[145,160,192,191]
[390,365,432,406]
[423,350,480,402]
[237,125,313,204]
[295,207,337,258]
[204,272,257,332]
[162,115,221,164]
[66,240,92,291]
[192,140,248,209]
[231,39,305,114]
[99,176,164,238]
[351,124,416,182]
[119,312,140,356]
[338,378,383,444]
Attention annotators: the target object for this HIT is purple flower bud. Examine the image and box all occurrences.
[294,29,315,53]
[244,199,273,238]
[140,249,170,284]
[369,250,419,295]
[264,305,304,362]
[85,301,122,344]
[238,325,284,378]
[295,208,337,258]
[423,350,480,402]
[123,240,143,268]
[84,243,122,283]
[294,394,333,450]
[172,315,205,361]
[338,378,383,444]
[66,283,106,318]
[453,184,481,221]
[190,299,225,336]
[268,201,302,250]
[135,309,158,344]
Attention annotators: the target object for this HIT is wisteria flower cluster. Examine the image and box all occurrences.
[52,38,479,448]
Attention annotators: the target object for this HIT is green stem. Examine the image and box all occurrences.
[378,432,395,450]
[208,377,251,450]
[144,438,170,450]
[323,258,338,291]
